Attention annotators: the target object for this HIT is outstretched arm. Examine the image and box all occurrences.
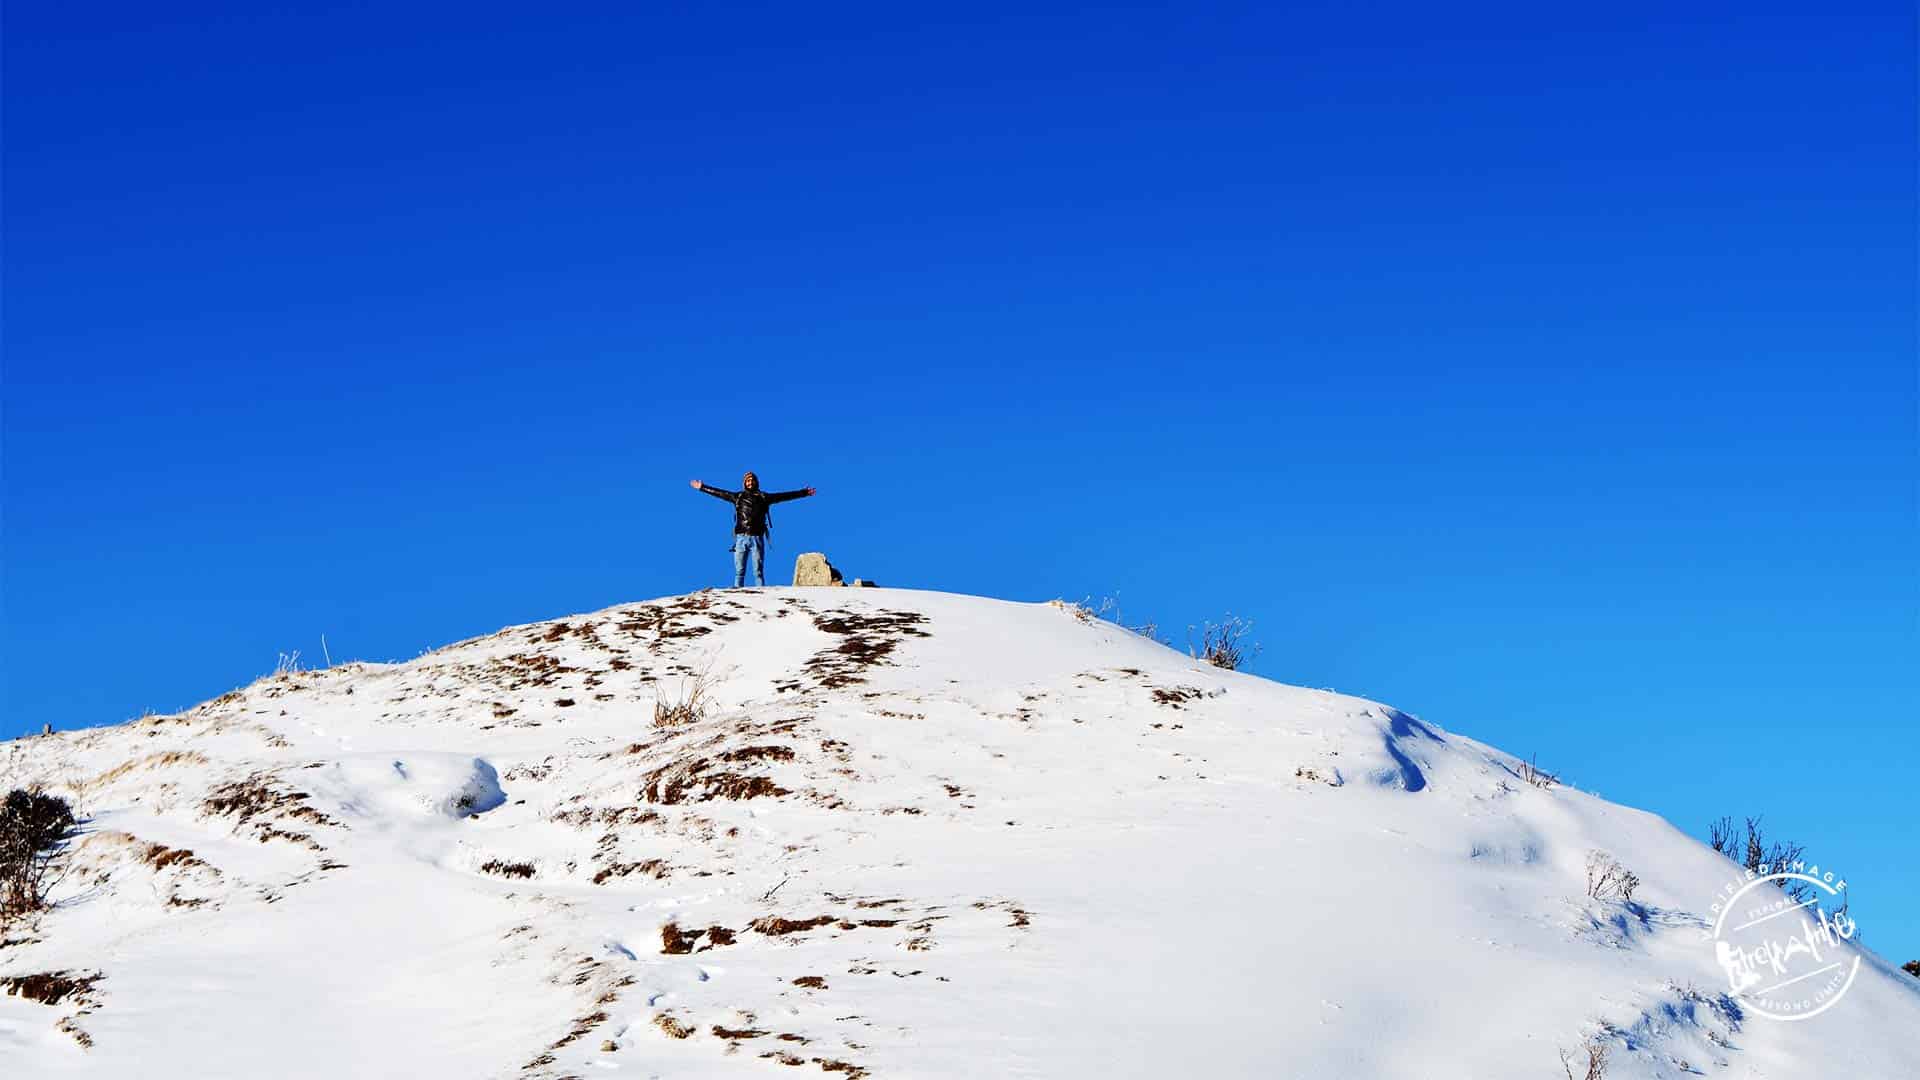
[690,480,737,501]
[765,487,817,505]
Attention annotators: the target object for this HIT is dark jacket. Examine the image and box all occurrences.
[698,484,809,535]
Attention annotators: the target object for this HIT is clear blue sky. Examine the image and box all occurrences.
[4,4,1914,962]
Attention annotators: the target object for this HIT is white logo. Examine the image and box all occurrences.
[1707,867,1859,1021]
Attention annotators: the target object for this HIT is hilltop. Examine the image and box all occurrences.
[2,588,1914,1078]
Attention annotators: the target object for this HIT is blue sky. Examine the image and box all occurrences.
[4,4,1915,962]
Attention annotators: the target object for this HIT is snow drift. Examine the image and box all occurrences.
[2,588,1914,1078]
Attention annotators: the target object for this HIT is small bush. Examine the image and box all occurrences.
[1560,1037,1609,1080]
[1189,615,1257,671]
[1902,960,1918,978]
[1708,815,1812,903]
[1,789,78,923]
[1584,850,1639,903]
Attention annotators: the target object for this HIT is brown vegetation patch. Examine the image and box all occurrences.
[551,805,663,829]
[788,609,931,690]
[2,971,98,1007]
[254,826,325,851]
[654,1013,696,1039]
[477,651,581,691]
[713,1024,768,1040]
[1149,686,1203,708]
[480,859,536,879]
[640,757,790,805]
[76,750,210,793]
[615,597,721,643]
[659,922,738,954]
[720,745,796,764]
[202,773,340,830]
[591,859,667,885]
[816,1060,869,1078]
[139,843,205,872]
[661,922,701,954]
[751,915,836,936]
[58,1016,93,1049]
[791,976,827,989]
[548,1009,610,1050]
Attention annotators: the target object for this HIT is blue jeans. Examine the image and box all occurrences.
[732,533,767,587]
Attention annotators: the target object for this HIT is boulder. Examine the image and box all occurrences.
[792,552,844,587]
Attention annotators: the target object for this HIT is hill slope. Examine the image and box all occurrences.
[2,588,1914,1078]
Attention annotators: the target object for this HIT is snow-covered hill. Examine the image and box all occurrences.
[3,588,1914,1078]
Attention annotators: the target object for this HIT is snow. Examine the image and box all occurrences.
[2,587,1914,1078]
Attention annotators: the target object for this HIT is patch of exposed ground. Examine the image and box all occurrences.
[640,756,791,805]
[1,971,100,1007]
[660,922,738,954]
[590,858,667,885]
[201,772,341,850]
[778,609,931,692]
[1149,686,1203,708]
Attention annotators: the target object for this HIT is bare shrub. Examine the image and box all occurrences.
[1708,815,1812,903]
[1519,752,1559,790]
[1560,1037,1609,1080]
[0,789,77,924]
[1585,850,1640,903]
[1189,615,1257,670]
[1707,815,1736,857]
[1049,596,1168,643]
[1903,960,1918,978]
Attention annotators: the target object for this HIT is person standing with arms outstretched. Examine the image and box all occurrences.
[689,472,817,587]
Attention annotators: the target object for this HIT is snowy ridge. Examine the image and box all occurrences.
[2,588,1914,1078]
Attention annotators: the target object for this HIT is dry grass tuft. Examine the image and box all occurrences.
[75,751,210,793]
[653,661,717,727]
[139,843,204,872]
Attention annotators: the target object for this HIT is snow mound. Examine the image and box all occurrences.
[1,587,1914,1078]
